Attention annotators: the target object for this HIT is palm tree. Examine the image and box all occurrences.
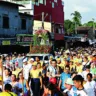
[71,11,82,34]
[71,11,82,25]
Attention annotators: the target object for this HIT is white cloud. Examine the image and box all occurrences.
[73,6,91,13]
[63,0,96,23]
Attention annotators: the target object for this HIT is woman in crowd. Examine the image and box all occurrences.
[10,74,22,96]
[18,72,28,96]
[43,82,64,96]
[3,68,11,84]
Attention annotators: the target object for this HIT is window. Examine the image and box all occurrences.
[54,0,57,3]
[62,1,64,6]
[21,18,26,30]
[36,2,39,6]
[52,2,54,8]
[44,0,46,5]
[3,16,9,29]
[56,28,59,33]
[39,0,43,4]
[32,0,38,2]
[44,56,49,60]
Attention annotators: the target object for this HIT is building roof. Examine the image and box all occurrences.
[19,13,33,18]
[0,1,24,7]
[76,26,92,31]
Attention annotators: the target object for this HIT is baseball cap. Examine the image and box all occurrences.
[30,58,34,61]
[23,58,27,63]
[65,78,74,85]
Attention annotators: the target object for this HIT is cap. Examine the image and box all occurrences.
[50,56,53,59]
[30,58,34,61]
[23,58,27,63]
[65,78,74,85]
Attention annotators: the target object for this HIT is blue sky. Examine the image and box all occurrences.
[63,0,96,24]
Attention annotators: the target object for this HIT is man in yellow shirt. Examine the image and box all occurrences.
[0,83,17,96]
[29,64,42,96]
[76,61,83,74]
[57,58,64,70]
[34,57,43,66]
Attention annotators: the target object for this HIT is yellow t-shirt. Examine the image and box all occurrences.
[37,68,43,73]
[12,68,22,78]
[70,64,76,71]
[30,69,41,78]
[34,61,43,66]
[76,65,83,73]
[0,92,17,96]
[57,63,64,69]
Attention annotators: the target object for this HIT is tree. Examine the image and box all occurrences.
[71,11,82,26]
[64,19,75,34]
[64,19,72,32]
[83,21,96,28]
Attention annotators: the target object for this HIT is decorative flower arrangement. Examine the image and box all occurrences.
[30,29,52,53]
[30,45,51,54]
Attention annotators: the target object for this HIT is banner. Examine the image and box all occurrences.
[2,41,10,45]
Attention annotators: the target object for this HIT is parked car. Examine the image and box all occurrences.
[26,53,53,63]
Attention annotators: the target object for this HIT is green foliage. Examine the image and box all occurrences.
[64,19,75,33]
[71,11,82,26]
[83,21,96,28]
[64,11,82,34]
[41,33,48,44]
[33,34,39,46]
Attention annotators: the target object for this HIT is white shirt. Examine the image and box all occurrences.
[84,81,96,96]
[47,65,56,77]
[23,64,31,80]
[64,88,76,96]
[81,71,90,81]
[3,75,11,84]
[76,89,88,96]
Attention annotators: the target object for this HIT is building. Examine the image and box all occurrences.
[0,1,33,46]
[12,0,64,47]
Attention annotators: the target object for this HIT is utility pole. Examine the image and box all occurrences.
[42,12,44,29]
[75,22,77,34]
[92,18,95,39]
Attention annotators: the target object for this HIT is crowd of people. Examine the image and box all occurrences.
[0,47,95,96]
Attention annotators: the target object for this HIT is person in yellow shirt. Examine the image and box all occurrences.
[69,61,76,72]
[37,62,43,73]
[56,58,64,70]
[29,64,42,96]
[12,68,22,78]
[34,57,43,66]
[49,56,53,65]
[0,83,17,96]
[76,61,83,74]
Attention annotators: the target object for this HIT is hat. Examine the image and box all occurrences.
[23,58,27,63]
[65,78,74,85]
[30,58,34,61]
[50,56,53,59]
